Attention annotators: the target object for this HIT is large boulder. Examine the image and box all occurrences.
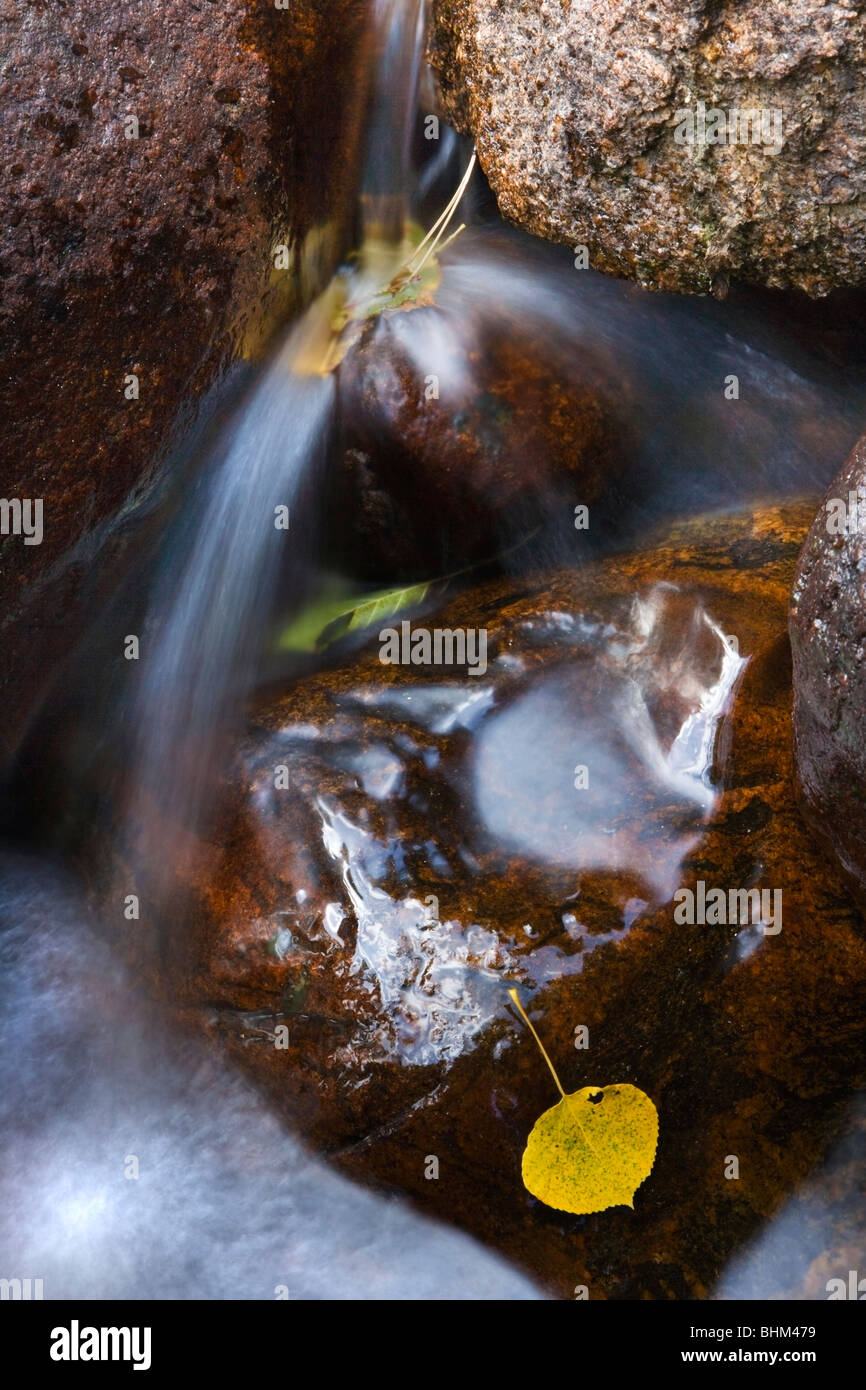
[0,0,368,761]
[790,429,866,898]
[430,0,866,296]
[175,502,866,1298]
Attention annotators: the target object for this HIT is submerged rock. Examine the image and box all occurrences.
[331,279,627,580]
[430,0,866,297]
[0,0,368,759]
[184,502,866,1297]
[790,429,866,901]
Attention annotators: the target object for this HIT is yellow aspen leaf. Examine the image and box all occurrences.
[508,989,658,1215]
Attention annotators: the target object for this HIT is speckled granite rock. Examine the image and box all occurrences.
[430,0,866,296]
[790,429,866,899]
[0,0,367,759]
[176,502,866,1298]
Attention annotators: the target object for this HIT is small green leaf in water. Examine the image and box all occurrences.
[278,581,430,653]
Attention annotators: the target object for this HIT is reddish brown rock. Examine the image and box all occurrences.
[790,429,866,900]
[331,281,628,580]
[177,502,866,1297]
[0,0,368,760]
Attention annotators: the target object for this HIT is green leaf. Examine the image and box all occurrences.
[278,581,431,654]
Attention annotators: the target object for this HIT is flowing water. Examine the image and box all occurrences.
[0,853,539,1300]
[3,0,866,1300]
[112,0,433,913]
[362,0,427,238]
[121,321,335,907]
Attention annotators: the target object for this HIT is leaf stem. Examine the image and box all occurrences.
[508,988,566,1099]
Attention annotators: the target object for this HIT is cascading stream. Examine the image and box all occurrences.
[119,0,430,908]
[122,321,335,901]
[362,0,427,241]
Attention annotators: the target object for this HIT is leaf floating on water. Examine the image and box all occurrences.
[521,1084,659,1217]
[508,989,658,1215]
[278,581,430,653]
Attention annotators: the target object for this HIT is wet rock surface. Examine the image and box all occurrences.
[790,429,866,901]
[430,0,866,297]
[181,502,866,1298]
[0,0,368,759]
[331,274,628,580]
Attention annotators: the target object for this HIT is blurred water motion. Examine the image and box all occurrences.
[474,587,746,899]
[0,854,542,1301]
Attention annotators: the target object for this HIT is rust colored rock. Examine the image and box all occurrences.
[790,429,866,900]
[0,0,368,760]
[429,0,866,297]
[332,282,627,580]
[182,502,866,1296]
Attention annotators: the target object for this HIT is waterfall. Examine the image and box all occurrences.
[362,0,427,240]
[118,0,430,912]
